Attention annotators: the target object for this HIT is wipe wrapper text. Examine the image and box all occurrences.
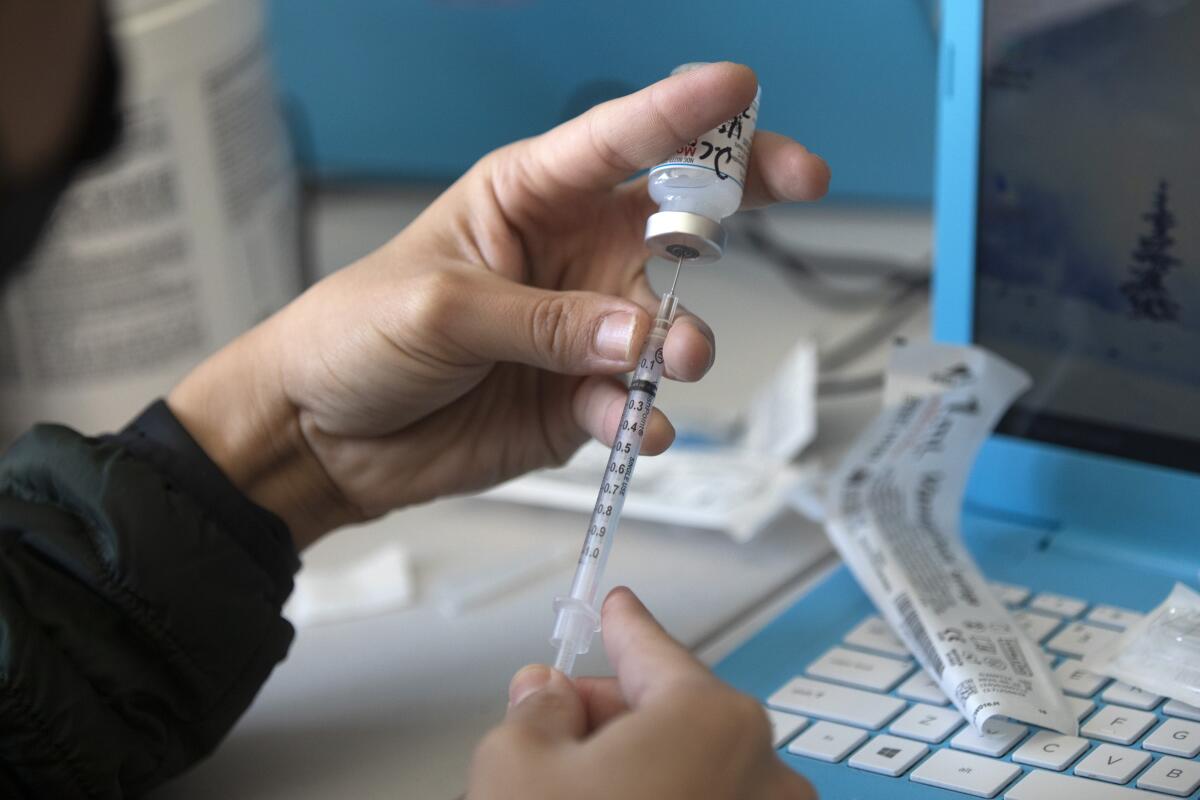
[825,340,1077,735]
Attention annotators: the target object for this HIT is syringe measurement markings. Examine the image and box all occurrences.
[579,426,649,562]
[551,274,680,673]
[577,358,661,564]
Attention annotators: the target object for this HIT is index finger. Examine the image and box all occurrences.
[529,62,759,193]
[601,586,716,708]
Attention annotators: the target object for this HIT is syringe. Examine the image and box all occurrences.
[550,252,687,676]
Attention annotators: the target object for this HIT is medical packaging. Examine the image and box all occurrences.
[825,339,1078,735]
[1085,583,1200,708]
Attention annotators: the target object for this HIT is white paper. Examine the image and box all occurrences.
[825,339,1077,735]
[0,0,300,442]
[286,543,415,628]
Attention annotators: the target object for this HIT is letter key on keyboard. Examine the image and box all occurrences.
[1052,659,1109,697]
[1011,731,1089,771]
[1073,743,1150,784]
[950,719,1027,757]
[1136,755,1200,796]
[888,703,964,743]
[1081,704,1156,744]
[1046,622,1121,659]
[1143,718,1200,758]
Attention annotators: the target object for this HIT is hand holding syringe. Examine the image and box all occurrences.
[549,62,762,675]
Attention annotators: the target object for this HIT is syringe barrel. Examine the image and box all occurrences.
[565,298,676,608]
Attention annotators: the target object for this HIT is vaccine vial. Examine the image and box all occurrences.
[644,63,761,264]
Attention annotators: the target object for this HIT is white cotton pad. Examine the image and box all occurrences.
[285,542,415,628]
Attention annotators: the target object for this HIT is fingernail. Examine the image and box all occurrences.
[508,664,551,707]
[595,312,636,362]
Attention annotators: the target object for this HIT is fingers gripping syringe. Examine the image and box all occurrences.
[548,61,757,674]
[550,255,685,676]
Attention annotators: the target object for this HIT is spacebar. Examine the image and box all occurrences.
[1005,770,1159,800]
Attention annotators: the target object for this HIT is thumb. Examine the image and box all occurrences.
[503,664,587,742]
[425,270,651,374]
[601,586,717,709]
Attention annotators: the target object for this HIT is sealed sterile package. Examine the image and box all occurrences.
[1084,583,1200,708]
[825,339,1078,735]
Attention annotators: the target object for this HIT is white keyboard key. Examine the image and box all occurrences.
[1068,696,1096,721]
[806,646,912,692]
[950,718,1028,757]
[990,580,1032,606]
[1012,731,1090,771]
[911,747,1022,797]
[1006,769,1161,799]
[1087,605,1144,631]
[848,734,928,777]
[765,709,809,748]
[897,671,950,706]
[1074,743,1151,784]
[1164,698,1200,721]
[1029,592,1088,618]
[787,720,868,762]
[767,677,906,730]
[1081,704,1157,744]
[1046,622,1122,659]
[1101,682,1163,711]
[1136,755,1200,796]
[1053,659,1109,697]
[1013,609,1062,643]
[1143,718,1200,757]
[889,703,964,743]
[844,615,911,658]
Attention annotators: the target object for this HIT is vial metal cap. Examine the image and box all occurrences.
[644,211,725,264]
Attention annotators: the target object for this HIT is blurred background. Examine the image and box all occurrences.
[271,0,939,203]
[0,0,939,441]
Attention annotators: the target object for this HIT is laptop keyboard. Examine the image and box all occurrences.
[764,581,1200,798]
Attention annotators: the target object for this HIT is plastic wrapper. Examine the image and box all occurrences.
[1084,583,1200,707]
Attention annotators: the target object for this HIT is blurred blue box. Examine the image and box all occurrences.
[267,1,937,204]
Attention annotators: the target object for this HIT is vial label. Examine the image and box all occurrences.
[653,67,760,187]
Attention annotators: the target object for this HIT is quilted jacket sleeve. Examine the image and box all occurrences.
[0,401,299,798]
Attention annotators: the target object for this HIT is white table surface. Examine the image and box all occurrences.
[154,188,931,800]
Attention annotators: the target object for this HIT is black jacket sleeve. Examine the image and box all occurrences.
[0,401,299,798]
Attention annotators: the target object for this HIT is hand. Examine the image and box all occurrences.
[168,62,830,547]
[467,588,814,800]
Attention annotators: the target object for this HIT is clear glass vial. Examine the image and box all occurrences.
[644,63,761,264]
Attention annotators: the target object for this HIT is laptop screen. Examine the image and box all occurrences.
[973,0,1200,473]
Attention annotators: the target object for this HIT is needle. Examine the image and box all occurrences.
[668,252,684,295]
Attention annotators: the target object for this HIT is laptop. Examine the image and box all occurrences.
[715,1,1200,798]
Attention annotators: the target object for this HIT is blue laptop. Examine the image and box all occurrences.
[716,1,1200,798]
